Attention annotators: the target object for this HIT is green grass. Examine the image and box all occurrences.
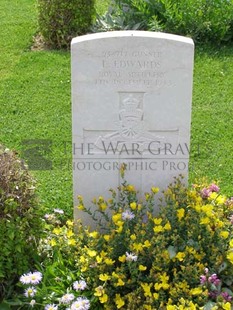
[0,0,232,217]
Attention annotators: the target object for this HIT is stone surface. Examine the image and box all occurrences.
[71,31,194,227]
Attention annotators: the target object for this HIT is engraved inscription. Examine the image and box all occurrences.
[95,49,174,88]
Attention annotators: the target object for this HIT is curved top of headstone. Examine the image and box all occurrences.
[71,31,194,46]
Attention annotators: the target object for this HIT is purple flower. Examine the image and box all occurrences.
[60,293,75,304]
[208,290,218,299]
[200,275,207,284]
[20,271,42,285]
[208,183,220,193]
[122,210,135,220]
[201,188,211,198]
[70,297,90,310]
[221,292,232,302]
[73,280,87,291]
[229,214,233,224]
[24,287,37,298]
[208,273,221,286]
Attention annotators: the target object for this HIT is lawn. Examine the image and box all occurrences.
[0,0,232,218]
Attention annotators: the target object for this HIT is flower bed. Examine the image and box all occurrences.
[17,171,233,310]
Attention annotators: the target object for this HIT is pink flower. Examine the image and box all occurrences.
[221,292,232,302]
[200,275,207,284]
[229,214,233,224]
[201,188,211,198]
[208,273,221,286]
[208,183,220,193]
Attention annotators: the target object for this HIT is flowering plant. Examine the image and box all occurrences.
[17,171,233,309]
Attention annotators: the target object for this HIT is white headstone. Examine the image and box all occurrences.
[71,31,194,227]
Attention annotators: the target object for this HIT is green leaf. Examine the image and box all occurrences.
[0,301,11,310]
[204,301,216,310]
[167,245,176,259]
[218,261,228,273]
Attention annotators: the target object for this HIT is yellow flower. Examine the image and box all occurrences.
[133,242,144,251]
[141,283,152,297]
[190,287,203,295]
[77,204,84,210]
[176,252,185,261]
[96,255,103,263]
[116,278,125,286]
[112,213,122,223]
[53,227,62,235]
[87,249,97,257]
[177,208,185,221]
[137,204,142,211]
[215,219,224,228]
[67,229,74,238]
[201,204,213,216]
[153,292,159,300]
[79,255,85,263]
[127,185,135,192]
[154,217,163,225]
[222,302,231,310]
[89,231,99,238]
[98,196,104,202]
[94,286,104,296]
[229,239,233,248]
[143,240,151,248]
[227,251,233,264]
[164,222,171,230]
[216,195,226,205]
[200,217,210,225]
[104,258,115,265]
[115,294,125,309]
[130,202,137,210]
[99,273,110,281]
[130,234,137,241]
[151,186,159,194]
[50,239,57,246]
[99,293,108,303]
[115,220,124,227]
[167,306,176,310]
[103,234,111,241]
[66,220,73,226]
[154,283,162,291]
[209,192,218,200]
[220,231,229,239]
[115,223,124,233]
[67,239,76,246]
[139,265,147,271]
[144,306,152,310]
[99,203,107,211]
[118,255,126,263]
[153,225,163,233]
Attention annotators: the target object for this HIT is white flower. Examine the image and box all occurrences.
[24,287,37,298]
[30,300,36,307]
[126,252,138,262]
[73,280,87,291]
[20,273,31,285]
[71,297,90,310]
[54,208,64,214]
[122,210,135,220]
[44,304,58,310]
[60,293,75,304]
[28,271,43,285]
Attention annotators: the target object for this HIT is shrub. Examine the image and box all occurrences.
[98,0,233,44]
[17,168,233,309]
[0,145,42,301]
[38,0,96,49]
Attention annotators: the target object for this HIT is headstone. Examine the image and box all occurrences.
[71,31,194,227]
